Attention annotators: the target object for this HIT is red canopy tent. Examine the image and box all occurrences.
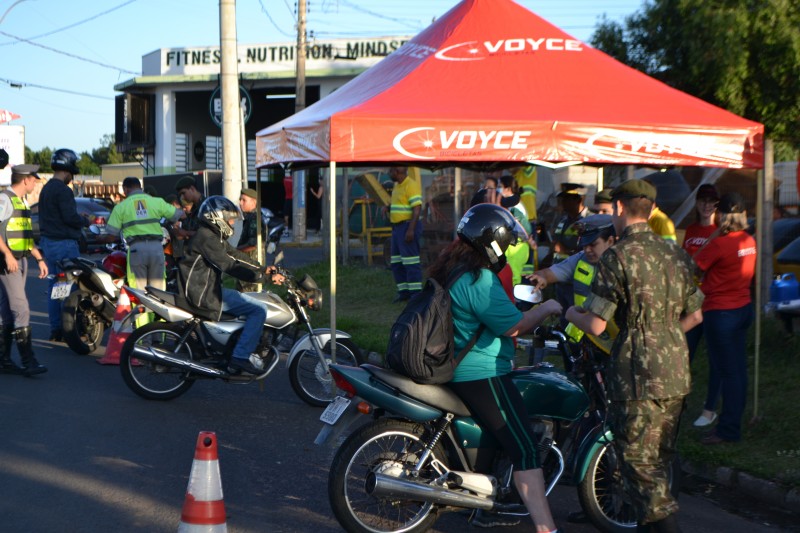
[255,0,763,168]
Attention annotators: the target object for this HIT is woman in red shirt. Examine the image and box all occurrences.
[692,193,756,444]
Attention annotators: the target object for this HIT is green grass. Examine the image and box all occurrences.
[294,260,800,488]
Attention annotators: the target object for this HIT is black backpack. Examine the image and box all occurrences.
[386,273,485,385]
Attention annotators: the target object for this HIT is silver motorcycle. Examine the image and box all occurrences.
[118,253,363,406]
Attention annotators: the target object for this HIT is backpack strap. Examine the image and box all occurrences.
[446,267,487,367]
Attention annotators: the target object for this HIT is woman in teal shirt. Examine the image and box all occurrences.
[427,204,563,533]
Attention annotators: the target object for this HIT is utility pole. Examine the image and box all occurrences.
[220,0,243,201]
[292,0,308,241]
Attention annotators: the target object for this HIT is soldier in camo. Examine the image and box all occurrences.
[237,188,266,293]
[565,179,703,533]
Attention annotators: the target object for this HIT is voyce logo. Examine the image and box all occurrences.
[393,127,532,160]
[435,37,583,61]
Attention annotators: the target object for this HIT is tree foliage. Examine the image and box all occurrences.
[591,0,800,159]
[24,134,138,175]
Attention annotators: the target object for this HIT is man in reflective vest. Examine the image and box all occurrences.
[103,177,184,292]
[0,164,49,375]
[529,214,618,354]
[386,166,422,303]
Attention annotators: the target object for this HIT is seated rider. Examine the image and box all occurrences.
[528,214,618,355]
[176,195,284,376]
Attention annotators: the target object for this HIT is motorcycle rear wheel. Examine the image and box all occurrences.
[329,419,448,533]
[288,337,364,407]
[120,322,197,401]
[61,290,106,355]
[577,441,681,532]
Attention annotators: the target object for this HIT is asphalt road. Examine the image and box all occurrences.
[0,251,793,532]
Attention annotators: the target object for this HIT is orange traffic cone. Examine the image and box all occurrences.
[178,431,227,532]
[96,287,133,365]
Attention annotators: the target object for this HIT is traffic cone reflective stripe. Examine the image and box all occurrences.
[178,432,227,532]
[96,287,133,365]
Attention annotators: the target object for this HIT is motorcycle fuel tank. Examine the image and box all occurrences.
[246,291,295,328]
[512,365,590,421]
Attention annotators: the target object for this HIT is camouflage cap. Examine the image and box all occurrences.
[241,188,257,200]
[611,180,656,202]
[175,176,197,192]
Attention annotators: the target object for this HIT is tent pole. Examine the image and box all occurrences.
[453,167,462,239]
[329,161,337,370]
[342,167,349,263]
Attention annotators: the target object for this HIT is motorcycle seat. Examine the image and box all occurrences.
[362,364,472,417]
[146,286,177,306]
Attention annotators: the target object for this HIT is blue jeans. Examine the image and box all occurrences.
[41,237,80,332]
[221,288,268,360]
[703,304,753,441]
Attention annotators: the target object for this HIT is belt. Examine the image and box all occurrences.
[127,235,162,244]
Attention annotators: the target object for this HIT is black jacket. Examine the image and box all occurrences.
[176,223,266,320]
[38,179,89,241]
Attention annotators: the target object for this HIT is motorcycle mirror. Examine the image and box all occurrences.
[513,284,542,304]
[273,250,284,266]
[88,224,102,235]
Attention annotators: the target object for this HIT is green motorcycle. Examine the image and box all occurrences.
[316,325,680,533]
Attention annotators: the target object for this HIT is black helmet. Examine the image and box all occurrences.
[457,203,526,272]
[198,195,241,239]
[51,148,79,175]
[575,214,615,248]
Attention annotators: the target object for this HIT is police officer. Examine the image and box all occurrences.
[529,214,618,355]
[565,180,703,532]
[386,166,422,303]
[102,177,183,291]
[38,148,91,341]
[550,183,589,319]
[0,165,48,376]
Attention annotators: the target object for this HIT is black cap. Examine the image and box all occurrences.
[717,192,746,214]
[576,214,614,247]
[175,176,197,192]
[696,184,719,202]
[557,183,587,198]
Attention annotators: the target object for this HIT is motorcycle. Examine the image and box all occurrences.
[51,246,127,355]
[117,252,365,406]
[315,286,679,533]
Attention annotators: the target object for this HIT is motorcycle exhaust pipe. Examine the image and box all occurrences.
[131,345,226,378]
[366,473,495,511]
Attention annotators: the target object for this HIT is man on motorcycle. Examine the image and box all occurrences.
[176,196,284,376]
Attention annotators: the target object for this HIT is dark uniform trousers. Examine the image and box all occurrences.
[609,397,684,524]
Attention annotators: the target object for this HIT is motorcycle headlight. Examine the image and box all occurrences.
[306,288,323,311]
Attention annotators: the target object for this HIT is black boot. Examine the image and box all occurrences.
[651,514,682,533]
[0,326,22,374]
[16,327,47,376]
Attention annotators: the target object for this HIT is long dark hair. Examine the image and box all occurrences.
[426,238,486,286]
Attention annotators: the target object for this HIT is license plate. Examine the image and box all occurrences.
[50,281,73,300]
[320,396,351,425]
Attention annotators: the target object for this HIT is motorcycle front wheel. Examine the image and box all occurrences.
[120,322,197,401]
[61,290,106,355]
[329,418,448,533]
[288,337,364,407]
[577,441,681,532]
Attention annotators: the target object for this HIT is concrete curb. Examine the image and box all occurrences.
[682,459,800,514]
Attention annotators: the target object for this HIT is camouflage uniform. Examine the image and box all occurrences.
[583,222,703,524]
[236,210,264,293]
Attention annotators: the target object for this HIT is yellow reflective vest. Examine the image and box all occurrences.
[564,257,619,354]
[2,191,34,258]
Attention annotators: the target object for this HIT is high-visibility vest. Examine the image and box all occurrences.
[564,258,619,354]
[1,191,34,258]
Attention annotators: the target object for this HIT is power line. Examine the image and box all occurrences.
[0,0,137,48]
[0,77,112,100]
[258,0,295,38]
[336,0,421,30]
[0,30,138,75]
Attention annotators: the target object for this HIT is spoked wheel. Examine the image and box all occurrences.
[328,419,447,533]
[577,441,681,532]
[288,337,364,407]
[61,291,106,355]
[119,322,198,401]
